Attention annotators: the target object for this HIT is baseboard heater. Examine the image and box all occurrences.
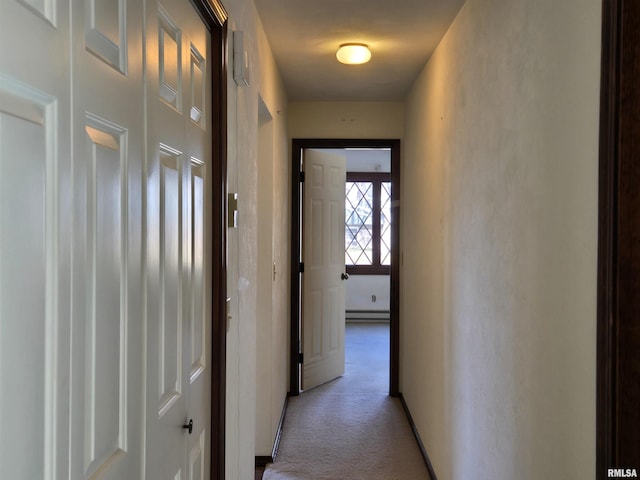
[346,310,390,322]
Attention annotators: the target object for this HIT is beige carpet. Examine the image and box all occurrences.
[263,323,430,480]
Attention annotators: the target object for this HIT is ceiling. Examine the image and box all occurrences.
[252,0,467,102]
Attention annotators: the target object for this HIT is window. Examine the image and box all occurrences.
[345,172,391,274]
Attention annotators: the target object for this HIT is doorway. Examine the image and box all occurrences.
[289,139,401,396]
[340,147,393,394]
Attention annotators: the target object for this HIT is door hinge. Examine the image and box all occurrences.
[300,171,305,182]
[299,262,304,273]
[298,352,304,364]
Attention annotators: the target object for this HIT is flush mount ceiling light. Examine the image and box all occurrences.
[336,43,371,65]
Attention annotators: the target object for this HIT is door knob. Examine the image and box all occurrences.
[182,418,193,434]
[341,273,349,280]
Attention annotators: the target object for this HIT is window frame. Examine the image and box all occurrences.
[345,172,391,275]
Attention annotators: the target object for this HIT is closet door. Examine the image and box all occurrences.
[68,0,145,477]
[0,1,214,478]
[0,2,71,479]
[144,0,213,478]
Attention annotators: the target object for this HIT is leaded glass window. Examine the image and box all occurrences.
[345,173,391,274]
[345,181,373,265]
[381,181,391,265]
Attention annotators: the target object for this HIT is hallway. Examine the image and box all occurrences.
[0,0,610,478]
[261,323,430,479]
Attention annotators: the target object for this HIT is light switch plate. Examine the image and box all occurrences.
[228,193,238,228]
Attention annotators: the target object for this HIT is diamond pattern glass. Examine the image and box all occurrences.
[381,182,391,265]
[345,182,373,265]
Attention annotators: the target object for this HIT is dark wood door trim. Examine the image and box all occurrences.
[597,0,640,475]
[209,19,228,480]
[290,139,401,396]
[190,1,228,479]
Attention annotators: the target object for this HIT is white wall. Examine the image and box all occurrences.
[401,1,600,479]
[255,97,274,455]
[345,275,390,312]
[257,20,291,461]
[288,102,404,140]
[331,148,392,173]
[223,0,289,477]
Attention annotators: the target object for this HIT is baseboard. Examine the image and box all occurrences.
[255,456,272,468]
[255,395,290,468]
[271,395,289,461]
[398,393,438,480]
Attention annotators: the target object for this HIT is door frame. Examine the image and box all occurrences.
[290,139,401,396]
[189,1,227,479]
[597,0,640,475]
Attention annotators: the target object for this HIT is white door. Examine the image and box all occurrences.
[1,0,147,478]
[69,0,147,477]
[0,0,211,478]
[144,1,212,479]
[302,149,347,390]
[0,2,72,478]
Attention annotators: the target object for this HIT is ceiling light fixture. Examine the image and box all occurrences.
[336,43,371,65]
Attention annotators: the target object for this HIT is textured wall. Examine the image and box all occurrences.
[288,102,404,139]
[223,1,289,478]
[401,0,601,478]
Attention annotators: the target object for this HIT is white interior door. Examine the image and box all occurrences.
[1,0,147,478]
[68,0,146,478]
[144,1,212,478]
[1,0,212,478]
[0,2,72,478]
[302,149,347,390]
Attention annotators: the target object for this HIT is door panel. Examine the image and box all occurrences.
[0,81,59,480]
[302,150,347,390]
[69,0,145,476]
[0,1,71,478]
[83,114,128,478]
[190,161,206,383]
[84,0,127,74]
[158,149,183,417]
[145,1,212,478]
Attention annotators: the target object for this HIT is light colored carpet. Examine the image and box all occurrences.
[263,323,430,480]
